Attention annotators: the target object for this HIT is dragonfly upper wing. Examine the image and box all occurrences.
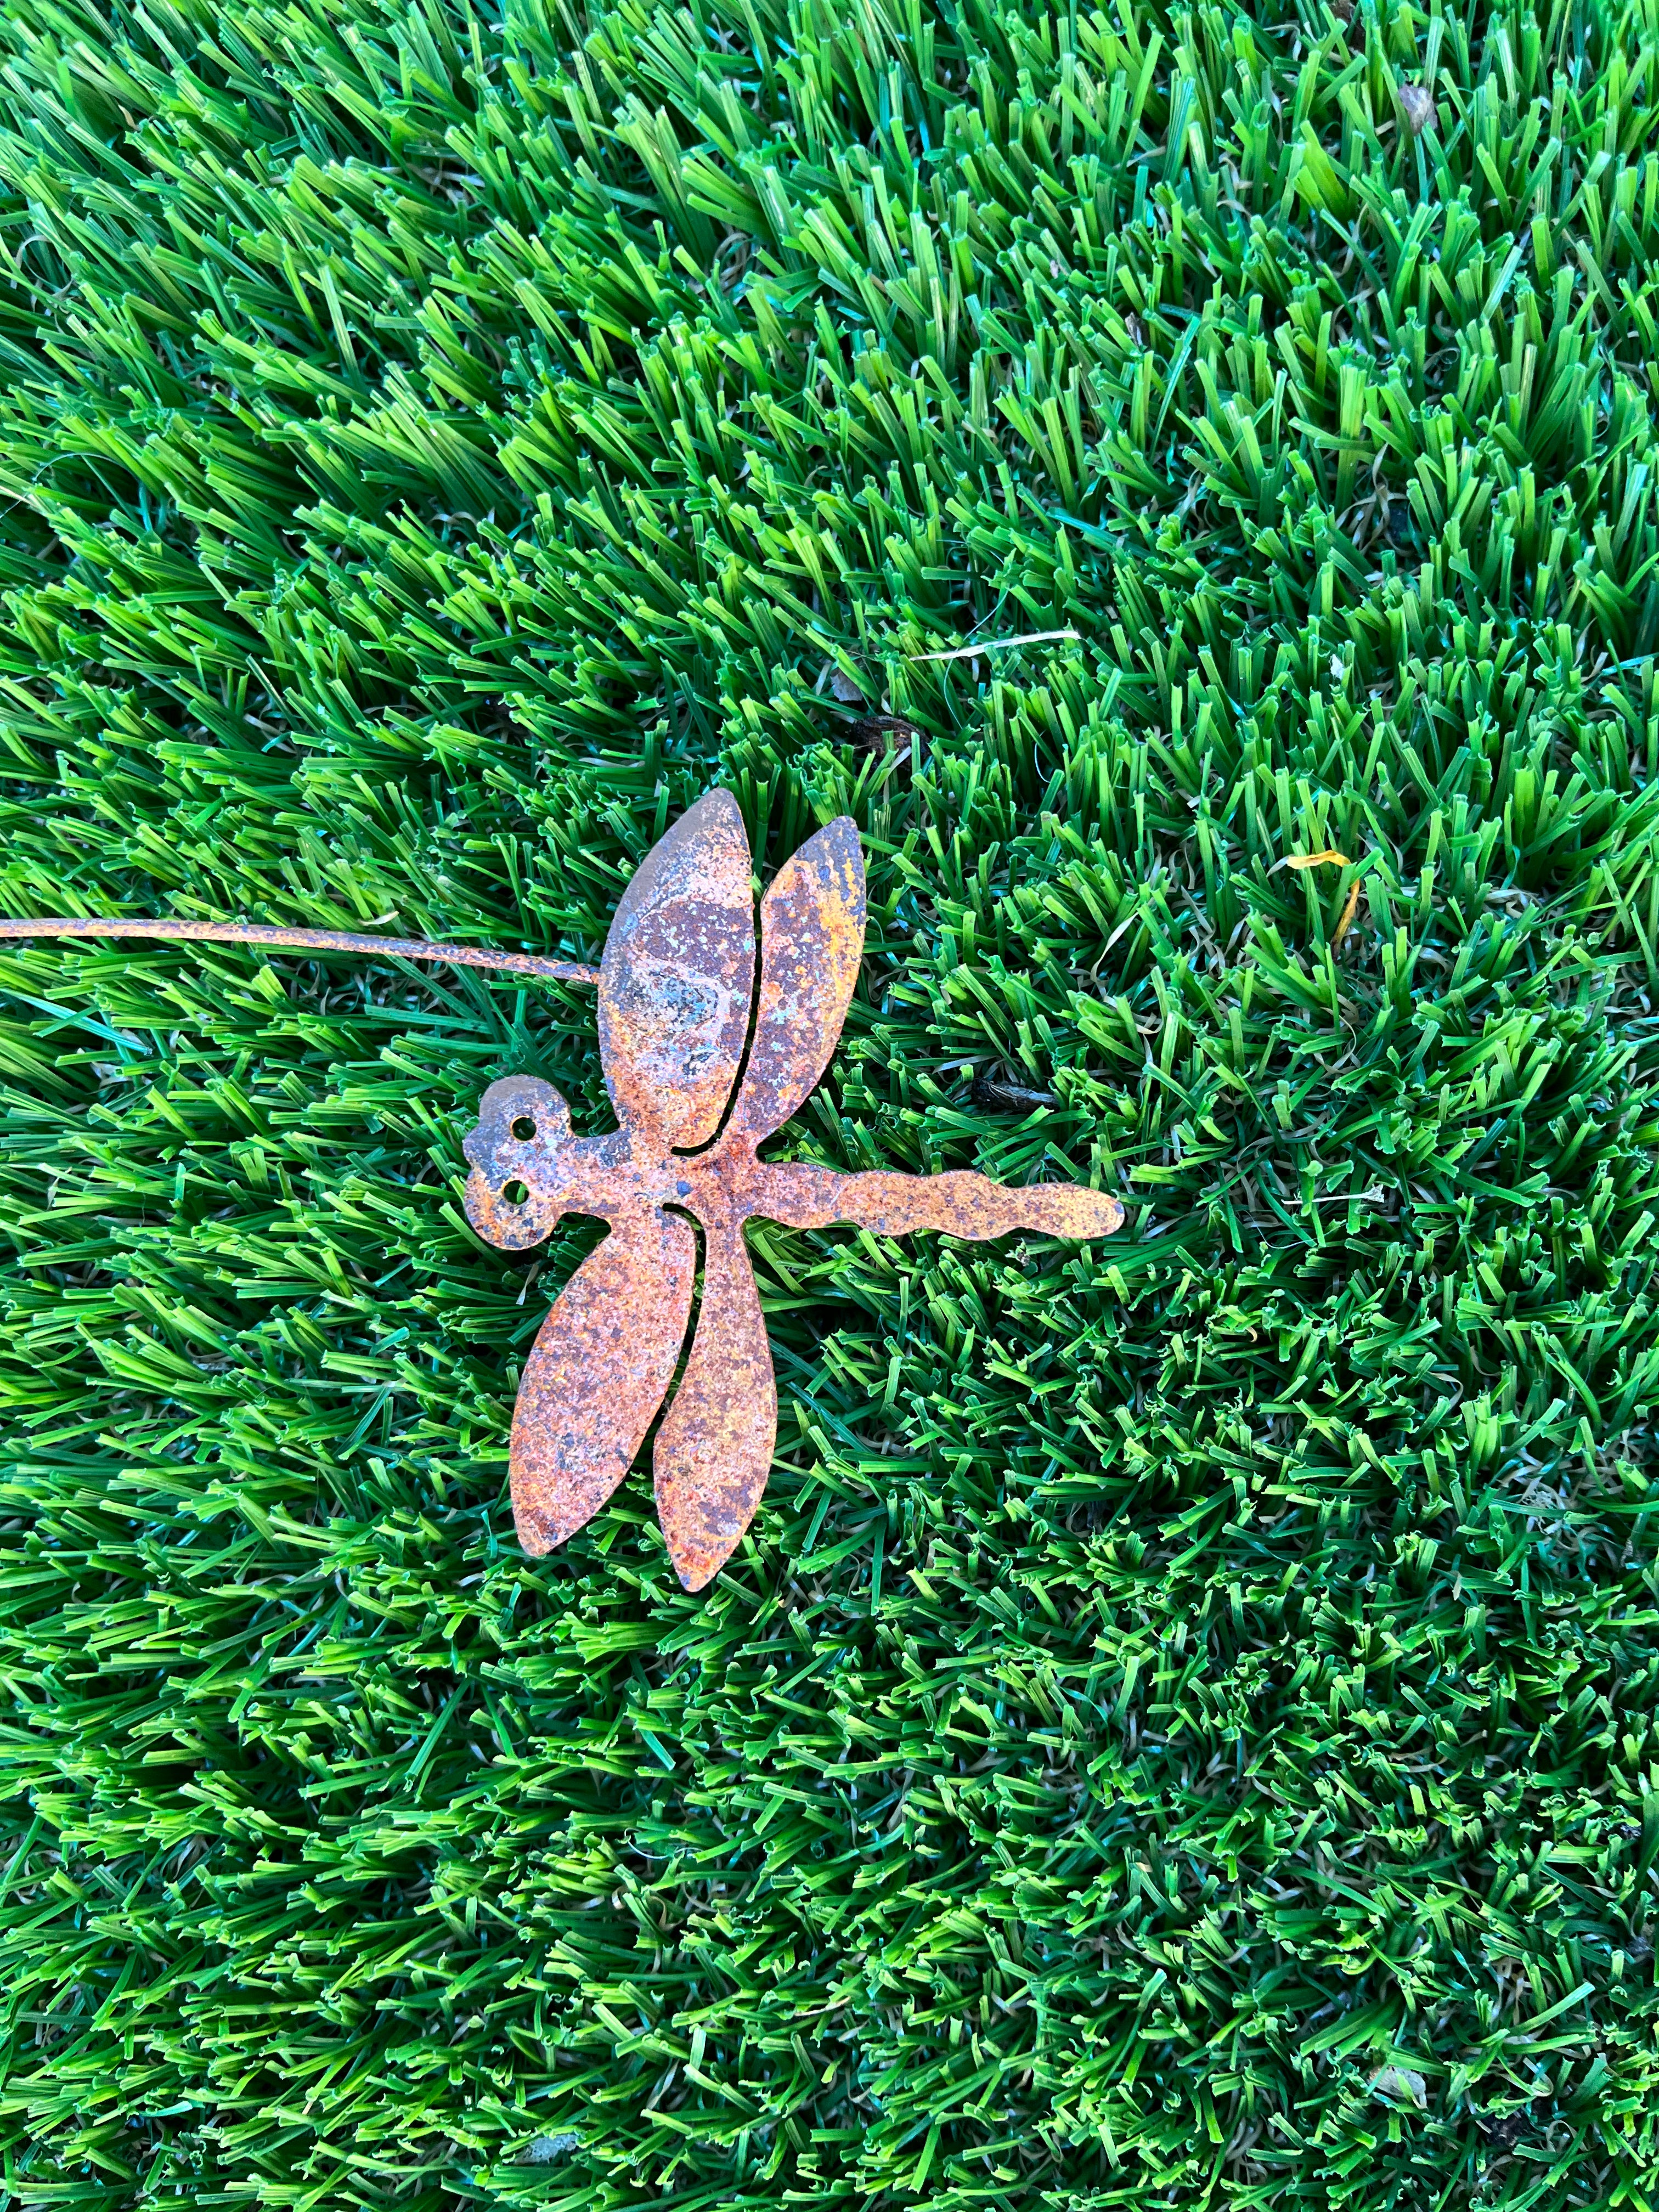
[599,789,755,1148]
[726,815,865,1143]
[510,1208,696,1555]
[653,1216,776,1590]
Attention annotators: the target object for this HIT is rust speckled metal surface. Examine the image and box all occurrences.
[597,791,755,1148]
[3,794,1122,1593]
[0,915,601,984]
[462,794,1123,1591]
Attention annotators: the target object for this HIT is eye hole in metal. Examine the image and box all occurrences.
[503,1180,529,1205]
[511,1117,537,1142]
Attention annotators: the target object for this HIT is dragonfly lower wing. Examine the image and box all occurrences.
[653,1216,777,1592]
[510,1209,696,1555]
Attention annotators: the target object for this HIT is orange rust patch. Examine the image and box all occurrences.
[509,1207,696,1556]
[597,791,755,1149]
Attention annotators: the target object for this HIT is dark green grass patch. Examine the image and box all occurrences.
[2,0,1659,2203]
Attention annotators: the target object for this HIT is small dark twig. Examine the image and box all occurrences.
[973,1066,1058,1110]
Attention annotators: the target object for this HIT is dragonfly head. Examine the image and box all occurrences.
[462,1074,577,1250]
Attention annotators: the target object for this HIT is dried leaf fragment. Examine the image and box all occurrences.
[1333,877,1364,949]
[848,713,917,754]
[1370,2066,1428,2109]
[1398,82,1435,135]
[911,628,1079,663]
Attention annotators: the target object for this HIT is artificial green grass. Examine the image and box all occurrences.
[1,0,1658,2203]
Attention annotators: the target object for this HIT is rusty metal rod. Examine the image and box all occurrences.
[0,916,601,985]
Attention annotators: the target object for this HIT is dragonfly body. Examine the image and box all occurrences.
[462,792,1121,1590]
[464,1090,1119,1251]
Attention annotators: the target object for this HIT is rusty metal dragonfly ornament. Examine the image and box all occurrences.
[1,791,1121,1590]
[460,793,1121,1587]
